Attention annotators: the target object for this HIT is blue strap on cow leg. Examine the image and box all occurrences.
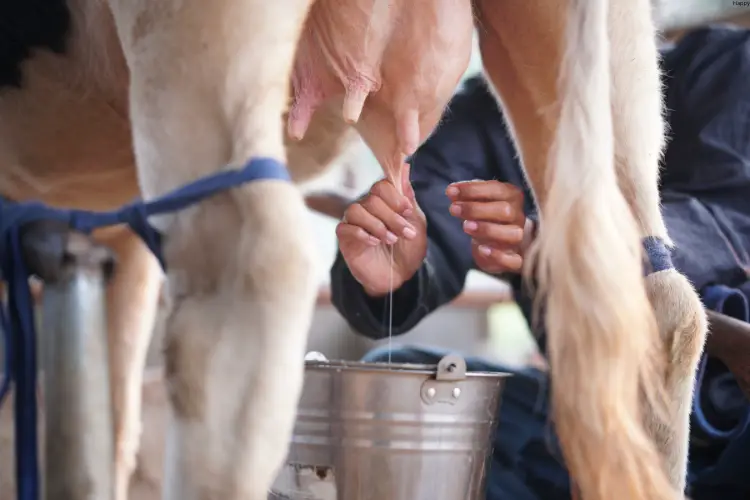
[66,156,292,268]
[643,235,674,275]
[642,239,750,452]
[0,156,290,500]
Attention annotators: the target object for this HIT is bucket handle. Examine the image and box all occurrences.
[435,354,467,381]
[420,354,467,406]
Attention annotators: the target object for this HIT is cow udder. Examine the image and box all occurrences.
[289,0,474,186]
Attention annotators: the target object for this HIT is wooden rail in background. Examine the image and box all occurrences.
[21,280,513,309]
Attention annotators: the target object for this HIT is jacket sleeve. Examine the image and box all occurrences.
[330,78,523,340]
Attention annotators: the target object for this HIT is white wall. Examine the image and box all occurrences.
[652,0,749,31]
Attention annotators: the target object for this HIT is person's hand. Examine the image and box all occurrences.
[336,164,427,297]
[447,180,533,274]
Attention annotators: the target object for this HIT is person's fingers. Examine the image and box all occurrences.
[336,222,380,247]
[446,180,523,203]
[450,200,524,224]
[343,199,417,244]
[370,178,413,215]
[463,220,525,248]
[359,195,418,241]
[342,202,398,244]
[471,241,524,273]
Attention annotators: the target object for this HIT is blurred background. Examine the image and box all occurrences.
[3,1,750,497]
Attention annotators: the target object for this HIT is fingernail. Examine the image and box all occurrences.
[402,208,414,218]
[450,204,461,216]
[385,231,398,244]
[368,235,380,246]
[463,220,478,232]
[478,245,492,256]
[446,186,459,197]
[403,227,417,239]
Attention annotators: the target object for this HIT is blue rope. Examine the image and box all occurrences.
[693,355,750,441]
[692,285,750,442]
[0,156,290,500]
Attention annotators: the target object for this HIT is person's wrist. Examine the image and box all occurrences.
[359,261,422,298]
[362,283,391,298]
[355,272,405,298]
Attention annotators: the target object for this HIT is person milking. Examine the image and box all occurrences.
[319,26,750,500]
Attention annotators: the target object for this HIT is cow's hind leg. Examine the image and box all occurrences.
[608,0,707,490]
[474,0,678,498]
[106,1,317,499]
[95,228,162,500]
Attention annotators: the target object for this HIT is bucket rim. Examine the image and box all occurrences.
[304,359,511,379]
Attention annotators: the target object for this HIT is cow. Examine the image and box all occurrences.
[0,0,706,499]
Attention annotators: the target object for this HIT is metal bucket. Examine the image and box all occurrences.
[270,354,508,500]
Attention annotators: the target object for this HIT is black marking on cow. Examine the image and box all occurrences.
[0,0,72,88]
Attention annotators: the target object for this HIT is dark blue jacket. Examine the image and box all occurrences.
[331,26,750,497]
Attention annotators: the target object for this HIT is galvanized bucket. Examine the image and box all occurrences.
[270,353,508,500]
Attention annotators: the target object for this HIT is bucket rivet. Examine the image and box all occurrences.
[426,387,437,398]
[452,387,461,399]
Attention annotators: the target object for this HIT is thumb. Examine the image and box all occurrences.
[401,162,416,201]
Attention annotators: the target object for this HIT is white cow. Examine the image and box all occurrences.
[0,0,706,499]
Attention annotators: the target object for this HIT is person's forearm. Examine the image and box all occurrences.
[330,248,447,340]
[704,309,750,399]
